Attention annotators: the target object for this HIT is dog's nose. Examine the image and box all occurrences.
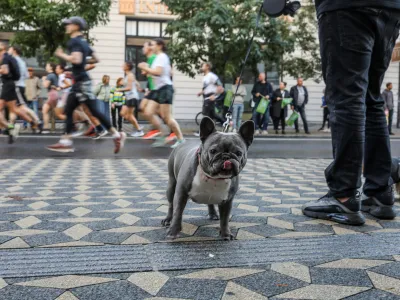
[223,160,233,170]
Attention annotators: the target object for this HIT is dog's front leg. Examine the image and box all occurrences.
[167,187,189,239]
[218,200,233,240]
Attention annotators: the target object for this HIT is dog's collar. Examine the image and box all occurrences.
[196,148,232,181]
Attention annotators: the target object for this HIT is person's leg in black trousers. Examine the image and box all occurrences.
[298,107,309,133]
[388,109,394,134]
[302,8,399,225]
[280,110,286,134]
[273,117,279,133]
[111,106,117,129]
[117,106,123,132]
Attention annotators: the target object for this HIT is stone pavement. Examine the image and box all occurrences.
[0,158,400,299]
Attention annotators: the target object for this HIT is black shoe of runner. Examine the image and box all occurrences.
[361,186,396,220]
[302,193,365,225]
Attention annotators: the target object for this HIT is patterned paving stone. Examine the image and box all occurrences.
[16,275,118,289]
[55,291,79,300]
[72,280,152,300]
[177,268,264,281]
[0,285,64,300]
[157,278,227,300]
[343,288,400,300]
[273,284,370,299]
[367,271,400,296]
[369,262,400,280]
[63,224,93,240]
[316,258,392,269]
[233,270,308,297]
[309,267,373,287]
[271,262,311,283]
[0,278,7,290]
[222,282,268,300]
[127,272,169,296]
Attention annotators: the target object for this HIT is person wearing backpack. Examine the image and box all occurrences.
[0,41,39,143]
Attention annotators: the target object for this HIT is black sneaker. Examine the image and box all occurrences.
[361,186,396,220]
[302,193,365,225]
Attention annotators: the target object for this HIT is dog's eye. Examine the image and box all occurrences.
[210,149,217,155]
[236,151,242,157]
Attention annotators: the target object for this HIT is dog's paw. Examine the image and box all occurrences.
[208,213,220,220]
[166,226,181,239]
[220,230,234,241]
[161,218,172,227]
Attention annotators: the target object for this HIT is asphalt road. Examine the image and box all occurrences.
[2,135,400,159]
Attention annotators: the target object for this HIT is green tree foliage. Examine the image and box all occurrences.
[0,0,112,60]
[162,0,320,82]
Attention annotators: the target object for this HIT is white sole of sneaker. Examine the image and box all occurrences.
[46,147,75,153]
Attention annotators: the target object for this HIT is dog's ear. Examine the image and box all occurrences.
[200,116,216,143]
[239,120,255,148]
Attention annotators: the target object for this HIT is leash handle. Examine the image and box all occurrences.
[223,3,264,133]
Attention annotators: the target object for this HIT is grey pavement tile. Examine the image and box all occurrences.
[343,289,400,300]
[85,220,127,231]
[310,267,373,287]
[81,231,131,244]
[23,233,74,247]
[334,224,382,233]
[230,215,269,224]
[259,207,292,214]
[133,218,166,227]
[0,236,13,244]
[370,262,400,280]
[130,210,166,219]
[136,228,182,242]
[87,273,133,280]
[233,270,308,297]
[380,221,400,229]
[294,224,335,233]
[194,227,238,239]
[243,224,290,238]
[273,214,311,223]
[29,221,75,232]
[0,285,64,300]
[157,278,227,300]
[72,280,152,300]
[0,222,20,231]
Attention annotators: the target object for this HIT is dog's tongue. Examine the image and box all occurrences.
[223,160,233,170]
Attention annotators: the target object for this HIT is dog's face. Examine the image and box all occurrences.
[199,117,255,179]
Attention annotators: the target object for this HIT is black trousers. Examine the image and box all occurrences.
[319,7,399,197]
[65,92,112,134]
[388,109,394,134]
[321,107,330,129]
[273,110,285,131]
[294,106,309,133]
[111,105,123,131]
[203,100,225,125]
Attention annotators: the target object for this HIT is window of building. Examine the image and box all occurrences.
[126,20,169,38]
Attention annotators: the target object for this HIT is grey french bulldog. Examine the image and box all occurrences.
[161,116,255,240]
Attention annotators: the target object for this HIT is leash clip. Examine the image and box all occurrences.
[223,112,232,133]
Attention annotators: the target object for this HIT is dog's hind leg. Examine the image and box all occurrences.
[162,158,176,227]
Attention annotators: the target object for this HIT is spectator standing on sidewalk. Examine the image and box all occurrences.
[231,76,247,133]
[25,68,41,120]
[251,72,273,135]
[94,75,111,123]
[302,1,400,225]
[290,78,310,134]
[271,82,290,134]
[318,88,330,133]
[110,78,125,132]
[382,82,395,135]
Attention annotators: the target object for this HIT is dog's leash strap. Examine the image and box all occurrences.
[223,3,264,133]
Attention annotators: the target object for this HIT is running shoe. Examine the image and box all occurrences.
[170,139,186,149]
[193,132,200,137]
[361,186,396,219]
[92,130,108,140]
[143,130,161,139]
[84,125,96,137]
[42,129,50,134]
[131,131,145,138]
[8,124,20,144]
[47,142,75,153]
[114,132,127,154]
[151,136,167,147]
[166,133,177,142]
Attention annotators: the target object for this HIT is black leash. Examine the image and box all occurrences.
[223,3,264,132]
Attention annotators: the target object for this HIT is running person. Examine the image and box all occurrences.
[138,38,184,148]
[118,61,144,137]
[47,16,126,153]
[0,41,39,143]
[7,45,42,132]
[41,62,59,133]
[141,41,161,140]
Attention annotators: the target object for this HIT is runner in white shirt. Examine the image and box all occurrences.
[138,38,184,148]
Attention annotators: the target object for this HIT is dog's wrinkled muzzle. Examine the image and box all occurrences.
[223,160,233,170]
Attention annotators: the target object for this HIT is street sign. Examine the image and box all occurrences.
[392,42,400,62]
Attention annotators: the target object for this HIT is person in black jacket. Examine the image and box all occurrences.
[251,72,273,135]
[290,78,310,134]
[302,1,400,225]
[271,82,290,134]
